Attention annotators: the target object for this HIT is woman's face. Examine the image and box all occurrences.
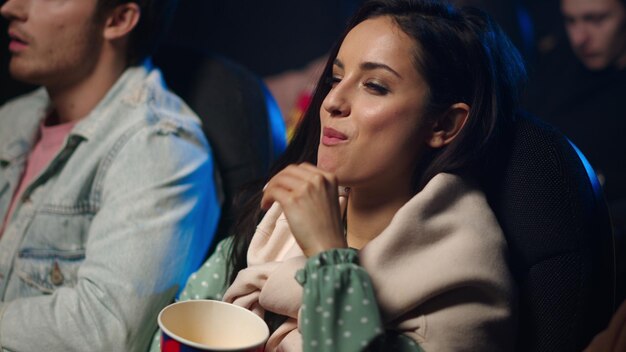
[317,15,431,191]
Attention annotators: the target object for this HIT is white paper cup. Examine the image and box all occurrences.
[158,300,269,351]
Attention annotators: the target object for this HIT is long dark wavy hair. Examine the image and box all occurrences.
[226,0,526,285]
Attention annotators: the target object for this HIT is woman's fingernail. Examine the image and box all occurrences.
[263,183,269,191]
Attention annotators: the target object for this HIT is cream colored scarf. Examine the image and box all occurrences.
[223,173,515,352]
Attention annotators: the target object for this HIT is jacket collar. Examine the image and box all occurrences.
[0,88,48,163]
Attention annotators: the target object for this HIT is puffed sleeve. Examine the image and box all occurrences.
[296,249,423,352]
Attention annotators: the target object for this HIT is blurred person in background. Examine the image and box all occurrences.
[562,0,626,70]
[525,0,626,233]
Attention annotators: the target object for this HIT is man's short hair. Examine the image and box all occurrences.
[97,0,178,66]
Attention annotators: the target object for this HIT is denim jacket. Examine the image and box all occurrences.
[0,63,220,351]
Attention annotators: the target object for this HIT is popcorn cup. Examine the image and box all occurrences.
[158,300,269,352]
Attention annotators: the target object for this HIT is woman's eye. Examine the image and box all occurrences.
[325,76,342,88]
[364,81,389,95]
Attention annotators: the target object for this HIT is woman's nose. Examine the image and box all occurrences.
[321,83,351,118]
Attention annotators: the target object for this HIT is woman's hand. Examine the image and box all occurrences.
[261,163,347,257]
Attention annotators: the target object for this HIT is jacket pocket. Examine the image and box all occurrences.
[16,248,85,295]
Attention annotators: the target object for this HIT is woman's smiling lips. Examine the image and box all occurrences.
[322,127,348,146]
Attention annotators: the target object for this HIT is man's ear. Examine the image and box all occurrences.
[425,103,470,148]
[103,2,140,41]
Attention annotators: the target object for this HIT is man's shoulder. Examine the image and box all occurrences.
[80,66,206,148]
[138,68,209,148]
[141,68,202,128]
[124,67,200,126]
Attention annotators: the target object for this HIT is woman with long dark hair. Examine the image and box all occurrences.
[151,0,526,351]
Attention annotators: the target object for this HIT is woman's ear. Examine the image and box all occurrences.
[103,2,141,41]
[425,103,470,148]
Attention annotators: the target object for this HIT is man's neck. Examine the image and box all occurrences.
[46,54,128,125]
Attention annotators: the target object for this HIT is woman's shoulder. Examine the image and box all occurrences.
[405,173,494,225]
[373,172,507,270]
[419,173,482,201]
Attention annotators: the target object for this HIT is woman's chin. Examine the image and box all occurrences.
[316,155,339,173]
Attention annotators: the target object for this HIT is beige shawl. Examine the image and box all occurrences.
[223,173,515,351]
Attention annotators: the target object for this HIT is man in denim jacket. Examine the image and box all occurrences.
[0,0,220,350]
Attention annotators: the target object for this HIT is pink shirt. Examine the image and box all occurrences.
[0,118,77,236]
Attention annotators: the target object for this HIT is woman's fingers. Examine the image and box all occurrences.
[261,163,338,210]
[299,163,340,191]
[260,163,346,256]
[260,170,304,210]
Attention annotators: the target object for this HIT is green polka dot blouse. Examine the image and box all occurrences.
[149,237,423,352]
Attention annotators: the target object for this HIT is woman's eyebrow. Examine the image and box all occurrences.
[360,61,402,78]
[333,58,401,78]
